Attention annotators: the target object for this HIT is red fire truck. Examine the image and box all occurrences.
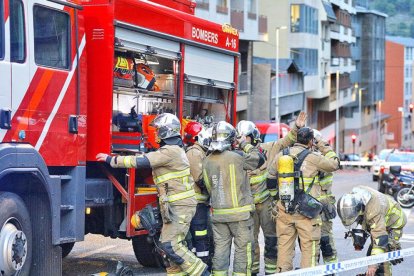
[0,0,239,274]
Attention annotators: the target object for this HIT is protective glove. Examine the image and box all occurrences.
[322,203,337,220]
[270,200,279,222]
[388,243,404,265]
[295,111,307,128]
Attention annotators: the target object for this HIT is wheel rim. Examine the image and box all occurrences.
[0,218,28,276]
[398,190,412,206]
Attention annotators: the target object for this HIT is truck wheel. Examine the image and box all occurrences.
[61,242,75,258]
[0,192,32,276]
[132,235,164,268]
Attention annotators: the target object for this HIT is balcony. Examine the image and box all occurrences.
[259,15,267,34]
[231,9,244,32]
[196,1,209,10]
[248,12,257,20]
[216,5,228,14]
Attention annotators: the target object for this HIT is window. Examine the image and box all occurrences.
[291,5,300,33]
[217,0,227,7]
[0,0,4,60]
[290,4,318,34]
[34,5,70,69]
[291,48,318,75]
[247,0,256,13]
[10,0,25,63]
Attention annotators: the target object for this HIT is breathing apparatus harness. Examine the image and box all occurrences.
[278,148,323,218]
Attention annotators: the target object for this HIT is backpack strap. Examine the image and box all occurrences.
[293,148,311,192]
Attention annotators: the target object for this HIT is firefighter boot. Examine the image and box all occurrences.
[160,205,207,276]
[320,220,337,264]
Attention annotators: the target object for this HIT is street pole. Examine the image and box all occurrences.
[359,88,362,155]
[275,26,286,138]
[377,100,381,152]
[275,28,280,125]
[335,71,339,154]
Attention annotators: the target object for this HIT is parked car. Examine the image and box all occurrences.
[377,151,414,197]
[344,153,361,161]
[372,149,393,181]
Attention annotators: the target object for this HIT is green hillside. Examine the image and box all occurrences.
[368,0,414,36]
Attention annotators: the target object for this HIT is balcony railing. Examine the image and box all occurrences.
[331,23,340,33]
[196,1,209,10]
[259,15,267,34]
[216,5,228,14]
[231,9,244,32]
[248,12,257,20]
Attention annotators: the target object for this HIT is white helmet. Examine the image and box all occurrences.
[195,126,212,150]
[337,187,371,227]
[209,121,236,152]
[236,120,261,144]
[151,113,181,141]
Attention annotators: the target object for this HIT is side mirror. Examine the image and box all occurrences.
[390,165,402,176]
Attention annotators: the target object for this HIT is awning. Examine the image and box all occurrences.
[323,1,337,22]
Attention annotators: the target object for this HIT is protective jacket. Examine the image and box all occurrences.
[109,145,197,207]
[203,142,264,223]
[268,140,340,201]
[248,125,298,203]
[357,186,407,255]
[186,143,209,204]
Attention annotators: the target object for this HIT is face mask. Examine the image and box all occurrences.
[345,228,370,251]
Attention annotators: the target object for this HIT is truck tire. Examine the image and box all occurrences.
[132,235,163,268]
[61,242,75,258]
[0,192,32,276]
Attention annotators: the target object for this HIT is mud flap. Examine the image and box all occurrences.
[26,193,62,275]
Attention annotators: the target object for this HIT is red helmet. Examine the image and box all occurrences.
[184,121,203,145]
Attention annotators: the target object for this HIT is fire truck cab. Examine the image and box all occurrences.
[0,0,239,274]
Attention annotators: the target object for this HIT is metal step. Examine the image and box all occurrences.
[60,205,74,212]
[59,237,76,243]
[59,175,72,182]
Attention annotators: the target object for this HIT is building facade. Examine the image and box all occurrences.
[345,6,386,155]
[195,0,267,121]
[253,0,356,150]
[384,37,414,149]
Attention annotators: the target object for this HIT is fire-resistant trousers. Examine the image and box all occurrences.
[367,243,392,276]
[276,208,322,272]
[252,197,277,275]
[160,204,207,276]
[190,203,211,265]
[211,216,254,276]
[320,220,338,264]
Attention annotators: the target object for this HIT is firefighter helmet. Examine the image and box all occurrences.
[183,121,203,146]
[151,113,181,141]
[337,191,367,227]
[236,120,261,144]
[197,126,212,150]
[210,121,236,152]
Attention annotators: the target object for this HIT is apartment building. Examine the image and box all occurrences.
[253,0,356,150]
[384,37,414,149]
[195,0,267,121]
[343,6,386,154]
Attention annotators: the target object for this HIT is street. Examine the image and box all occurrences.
[63,169,414,275]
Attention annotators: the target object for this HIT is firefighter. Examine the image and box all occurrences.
[312,130,338,266]
[267,127,340,272]
[337,186,407,276]
[183,122,212,266]
[96,113,209,276]
[235,112,307,275]
[202,121,265,276]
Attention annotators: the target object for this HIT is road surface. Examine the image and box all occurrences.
[63,169,414,275]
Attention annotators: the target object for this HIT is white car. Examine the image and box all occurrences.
[372,149,393,181]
